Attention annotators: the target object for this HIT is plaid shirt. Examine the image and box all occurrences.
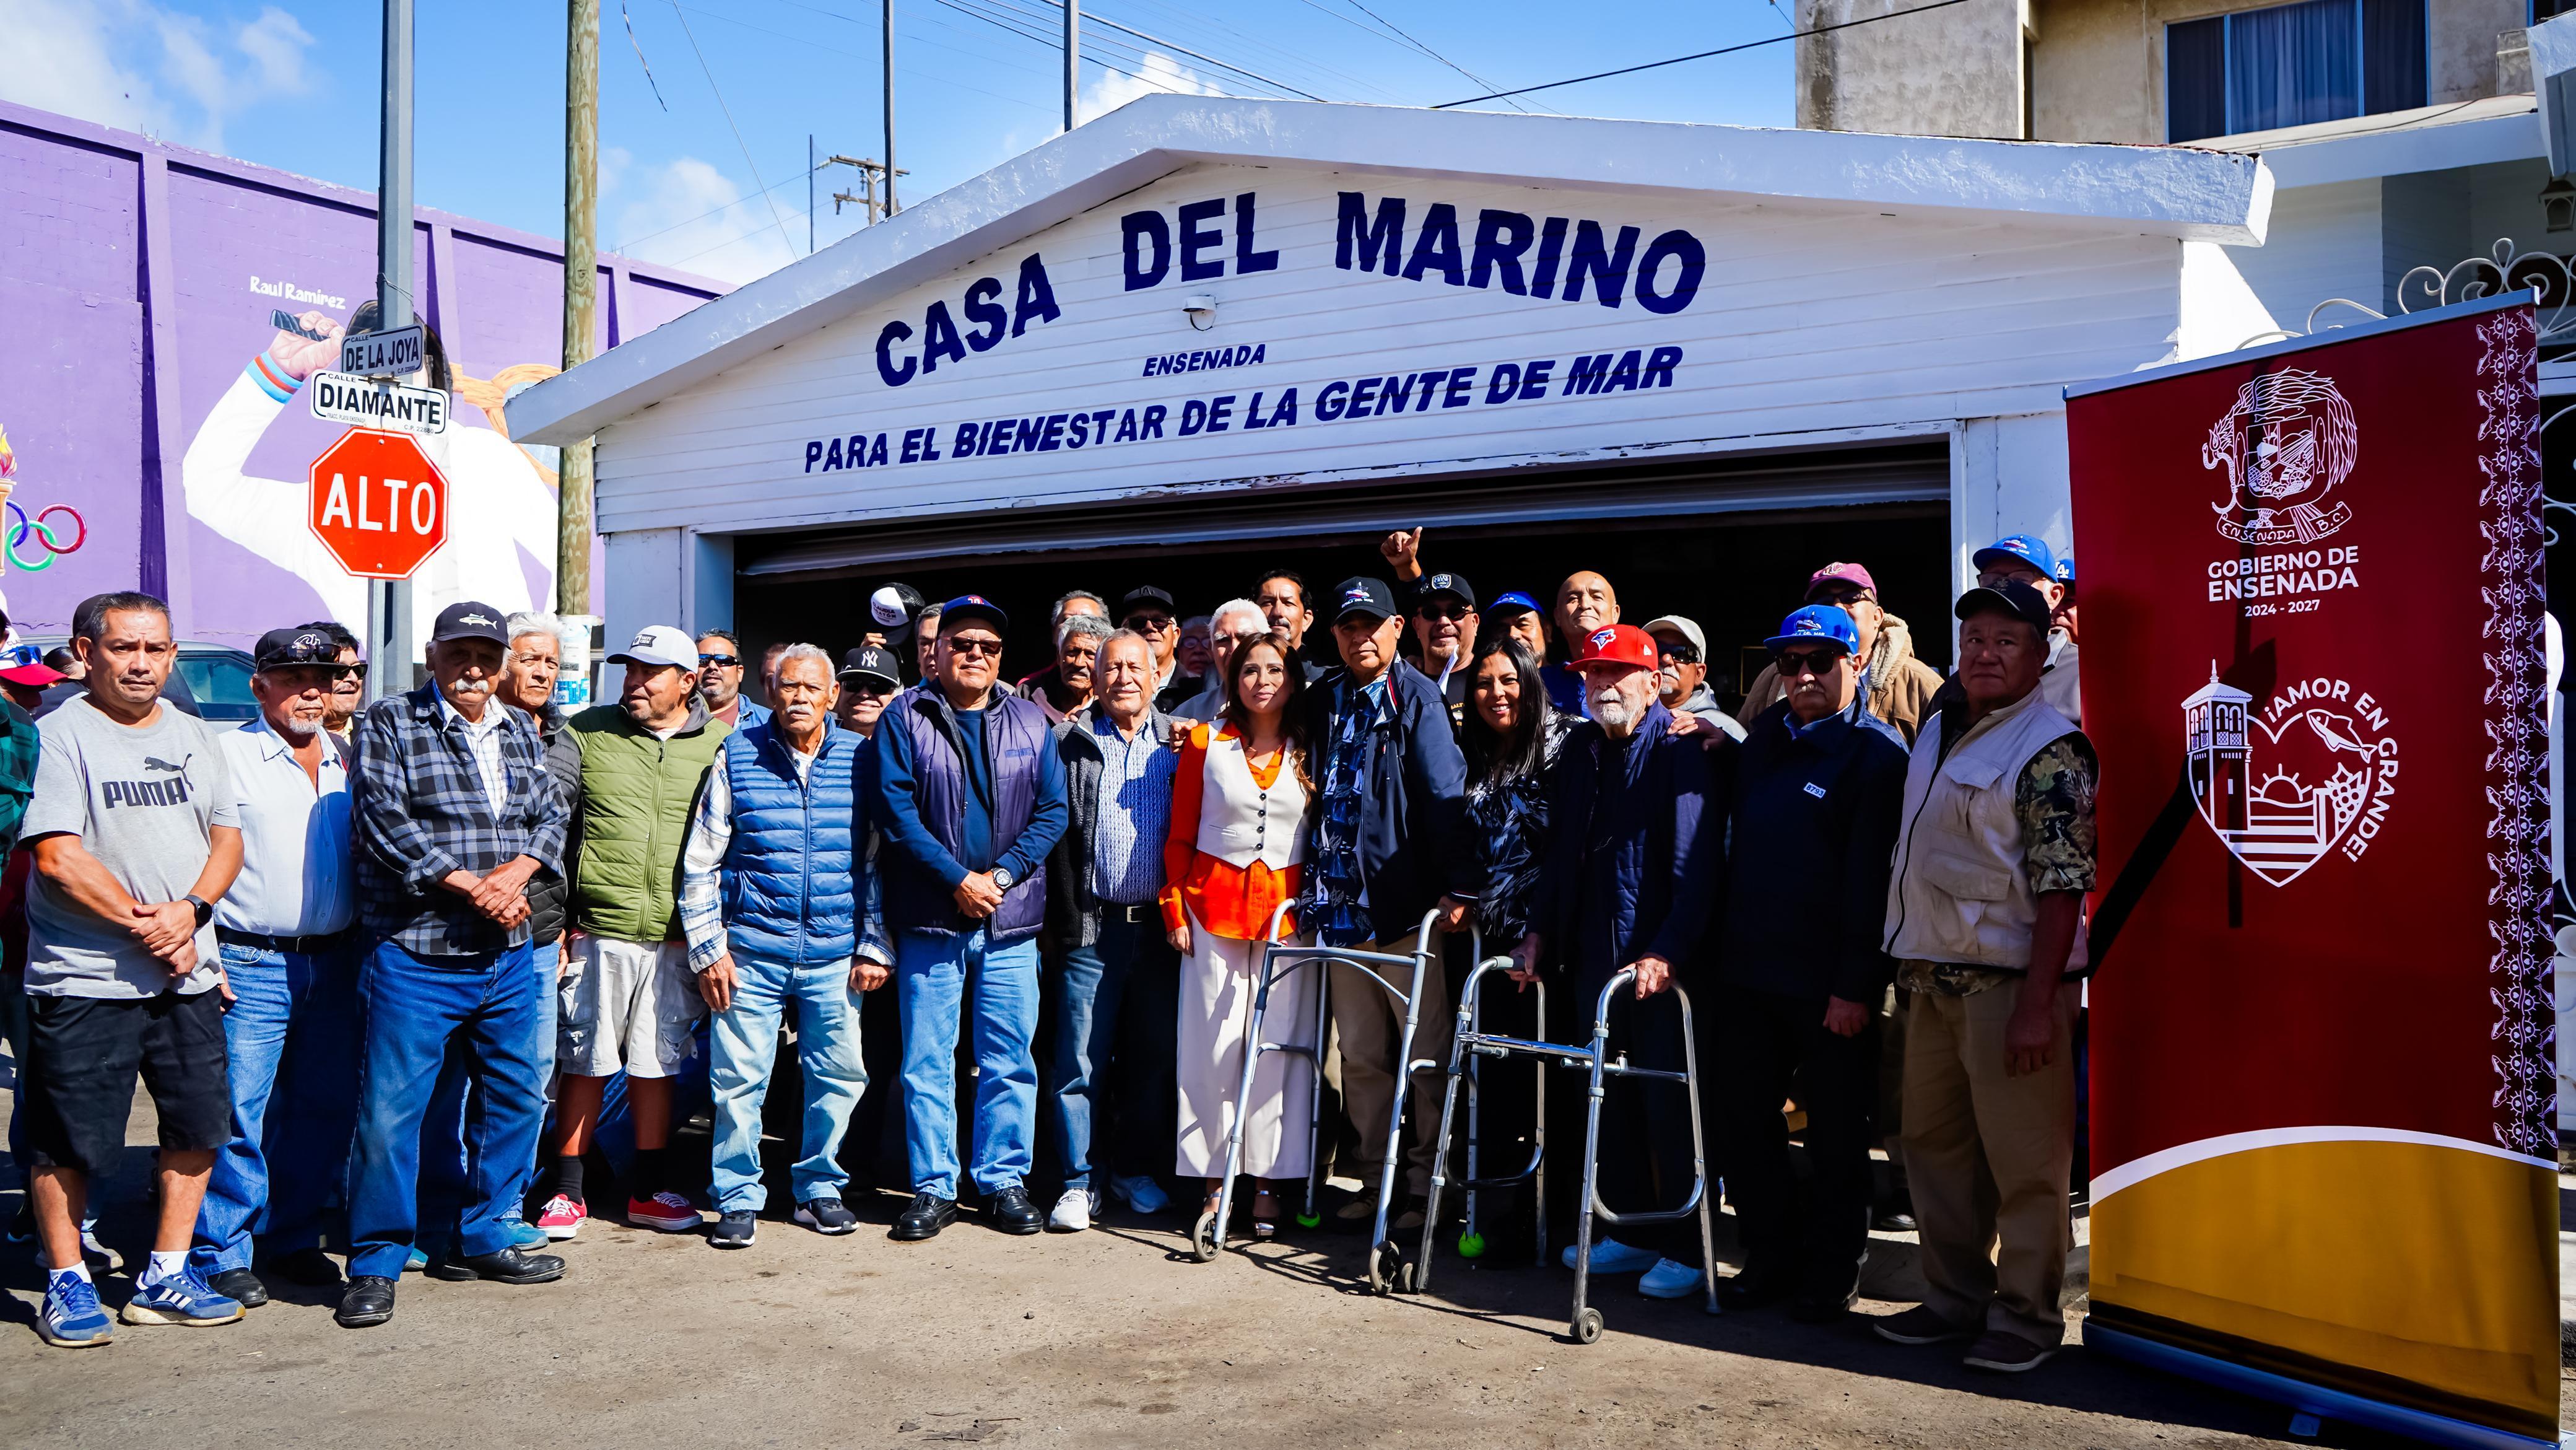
[354,683,568,956]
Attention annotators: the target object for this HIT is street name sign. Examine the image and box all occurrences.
[337,325,428,378]
[310,370,449,434]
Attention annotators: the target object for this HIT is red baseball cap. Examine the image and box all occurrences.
[1805,561,1877,599]
[1572,623,1658,672]
[0,662,63,689]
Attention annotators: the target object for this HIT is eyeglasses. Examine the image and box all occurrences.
[946,637,1004,658]
[698,653,740,668]
[1776,647,1848,678]
[1125,613,1175,632]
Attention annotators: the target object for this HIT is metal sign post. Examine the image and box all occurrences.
[367,0,417,702]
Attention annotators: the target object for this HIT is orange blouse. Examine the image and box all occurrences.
[1159,722,1303,942]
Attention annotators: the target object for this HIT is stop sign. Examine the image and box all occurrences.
[308,427,448,579]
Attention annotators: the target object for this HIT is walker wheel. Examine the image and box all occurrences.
[1188,1208,1221,1264]
[1367,1240,1403,1294]
[1572,1308,1604,1345]
[1455,1230,1486,1260]
[1395,1260,1419,1294]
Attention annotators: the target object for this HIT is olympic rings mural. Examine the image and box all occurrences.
[7,502,85,572]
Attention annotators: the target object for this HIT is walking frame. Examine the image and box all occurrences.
[1416,959,1721,1344]
[1190,906,1444,1296]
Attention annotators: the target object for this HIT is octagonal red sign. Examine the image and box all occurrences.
[308,427,448,580]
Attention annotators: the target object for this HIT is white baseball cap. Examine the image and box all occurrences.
[1640,614,1707,656]
[607,624,697,670]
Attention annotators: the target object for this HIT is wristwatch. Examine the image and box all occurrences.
[183,894,214,928]
[990,867,1016,891]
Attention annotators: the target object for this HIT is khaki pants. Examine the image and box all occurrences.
[1328,937,1455,1199]
[1899,980,2078,1347]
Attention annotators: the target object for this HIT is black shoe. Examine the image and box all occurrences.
[335,1276,396,1329]
[427,1246,565,1285]
[1873,1208,1917,1232]
[207,1267,269,1309]
[891,1192,957,1241]
[1788,1288,1859,1323]
[987,1186,1044,1236]
[270,1247,344,1288]
[1718,1267,1795,1311]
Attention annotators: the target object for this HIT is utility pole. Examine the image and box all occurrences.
[560,0,599,624]
[825,154,904,225]
[1063,0,1079,131]
[882,0,899,216]
[369,0,416,702]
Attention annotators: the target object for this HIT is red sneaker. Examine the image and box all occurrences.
[628,1190,700,1233]
[535,1194,586,1241]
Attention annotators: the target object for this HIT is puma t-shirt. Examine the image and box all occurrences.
[24,693,237,998]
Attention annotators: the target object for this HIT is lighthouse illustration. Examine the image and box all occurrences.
[2181,663,2391,886]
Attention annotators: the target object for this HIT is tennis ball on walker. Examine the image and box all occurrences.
[1295,1211,1322,1229]
[1456,1231,1486,1259]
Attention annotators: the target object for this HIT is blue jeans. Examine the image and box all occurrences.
[896,927,1040,1199]
[418,938,557,1249]
[708,950,868,1212]
[348,938,543,1279]
[1045,914,1178,1191]
[190,939,360,1273]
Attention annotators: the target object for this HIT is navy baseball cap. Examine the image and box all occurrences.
[1764,605,1861,654]
[2055,555,2076,585]
[938,594,1009,633]
[1973,533,2060,579]
[430,601,510,646]
[1954,580,2053,639]
[1417,572,1476,610]
[837,644,902,686]
[1330,576,1398,624]
[1486,590,1542,619]
[253,626,343,670]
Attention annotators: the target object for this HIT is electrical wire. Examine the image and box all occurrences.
[663,1,799,256]
[1432,0,1972,108]
[1330,0,1541,113]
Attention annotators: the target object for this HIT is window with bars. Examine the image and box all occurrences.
[2167,0,2427,142]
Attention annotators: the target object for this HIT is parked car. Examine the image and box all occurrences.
[14,634,259,723]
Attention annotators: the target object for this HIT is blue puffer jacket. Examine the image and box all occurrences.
[719,720,867,963]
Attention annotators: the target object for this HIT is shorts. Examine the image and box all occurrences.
[556,936,702,1080]
[22,988,230,1176]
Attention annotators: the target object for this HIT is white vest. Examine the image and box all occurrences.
[1194,730,1308,871]
[1882,685,2088,972]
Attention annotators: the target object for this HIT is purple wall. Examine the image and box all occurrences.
[0,99,727,647]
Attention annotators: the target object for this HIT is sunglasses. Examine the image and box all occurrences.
[1658,642,1702,666]
[698,653,740,668]
[1416,602,1473,622]
[946,637,1004,658]
[1776,647,1848,678]
[329,663,368,683]
[1125,613,1175,632]
[1810,587,1874,608]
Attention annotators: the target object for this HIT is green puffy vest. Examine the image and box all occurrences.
[567,704,730,941]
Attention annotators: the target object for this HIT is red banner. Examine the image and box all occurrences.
[2066,297,2556,1444]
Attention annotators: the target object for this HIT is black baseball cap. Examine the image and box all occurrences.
[838,644,902,687]
[1954,580,2053,640]
[1330,576,1398,624]
[938,594,1009,634]
[1417,572,1476,611]
[1118,586,1175,619]
[430,601,510,646]
[253,626,344,670]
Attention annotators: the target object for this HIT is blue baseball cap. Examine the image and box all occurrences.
[938,594,1009,633]
[1764,605,1861,654]
[1973,533,2060,579]
[1486,590,1543,618]
[2054,555,2075,585]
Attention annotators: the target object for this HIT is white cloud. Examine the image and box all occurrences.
[607,155,799,286]
[0,0,320,151]
[1077,51,1223,129]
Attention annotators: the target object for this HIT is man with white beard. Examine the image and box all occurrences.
[1512,622,1721,1301]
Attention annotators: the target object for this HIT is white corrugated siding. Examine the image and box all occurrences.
[593,162,2186,536]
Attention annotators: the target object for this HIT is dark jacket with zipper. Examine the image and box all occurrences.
[1715,698,1909,1004]
[1530,701,1720,986]
[1299,657,1476,941]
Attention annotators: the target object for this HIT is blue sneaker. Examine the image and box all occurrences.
[120,1267,245,1327]
[404,1246,429,1273]
[505,1216,549,1251]
[1638,1257,1708,1299]
[1560,1237,1660,1275]
[38,1273,114,1347]
[1108,1174,1168,1216]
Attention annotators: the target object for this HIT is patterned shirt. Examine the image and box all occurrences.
[1899,722,2098,998]
[438,688,510,818]
[1310,673,1391,947]
[354,684,568,956]
[1090,710,1176,906]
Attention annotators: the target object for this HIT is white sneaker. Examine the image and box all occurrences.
[1638,1257,1708,1299]
[1561,1237,1660,1274]
[1048,1189,1099,1233]
[1108,1174,1168,1215]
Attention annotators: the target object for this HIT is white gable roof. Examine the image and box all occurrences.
[509,95,2272,448]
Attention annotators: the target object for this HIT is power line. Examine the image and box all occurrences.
[1329,0,1541,113]
[663,1,798,256]
[613,161,825,251]
[1434,0,1971,108]
[1013,0,1329,101]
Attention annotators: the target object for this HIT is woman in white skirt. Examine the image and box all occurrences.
[1159,633,1315,1238]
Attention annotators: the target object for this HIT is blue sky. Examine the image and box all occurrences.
[5,0,1798,285]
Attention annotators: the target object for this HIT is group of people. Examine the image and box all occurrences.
[6,526,2094,1378]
